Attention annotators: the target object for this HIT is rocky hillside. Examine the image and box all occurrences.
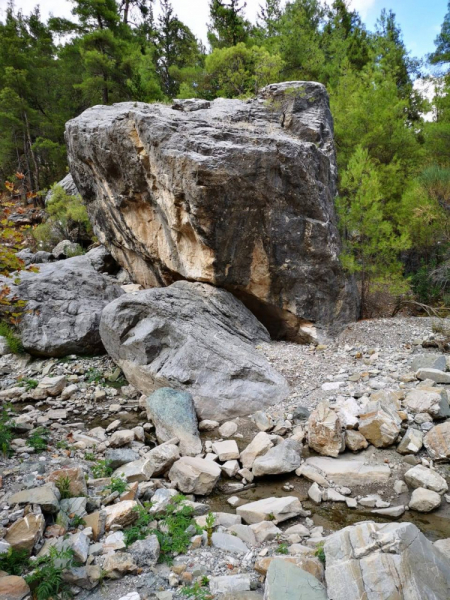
[0,313,450,599]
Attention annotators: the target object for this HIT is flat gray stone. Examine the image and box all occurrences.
[264,558,327,599]
[8,484,60,514]
[211,532,249,554]
[252,440,301,477]
[304,455,390,487]
[416,368,450,384]
[210,574,251,595]
[412,354,447,372]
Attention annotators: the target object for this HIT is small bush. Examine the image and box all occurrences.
[0,547,29,575]
[275,542,289,554]
[25,546,77,600]
[17,378,39,390]
[91,459,113,479]
[153,495,202,564]
[33,184,93,251]
[124,504,153,547]
[86,368,106,386]
[70,514,86,529]
[0,322,23,354]
[103,476,128,496]
[181,579,213,599]
[55,474,72,499]
[0,406,15,457]
[205,512,215,547]
[28,427,50,453]
[315,542,326,565]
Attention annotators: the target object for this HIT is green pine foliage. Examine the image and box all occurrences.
[2,0,450,312]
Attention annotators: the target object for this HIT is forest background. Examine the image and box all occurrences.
[2,0,450,316]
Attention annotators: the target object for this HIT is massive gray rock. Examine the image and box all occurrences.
[2,249,123,357]
[324,521,450,600]
[66,81,359,343]
[100,280,288,420]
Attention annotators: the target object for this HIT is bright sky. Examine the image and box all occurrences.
[3,0,449,64]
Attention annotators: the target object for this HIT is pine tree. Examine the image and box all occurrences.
[208,0,250,48]
[337,146,410,315]
[430,1,450,67]
[155,0,201,97]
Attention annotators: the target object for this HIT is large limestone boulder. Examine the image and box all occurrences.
[404,464,448,494]
[100,281,288,420]
[1,249,123,357]
[302,455,391,486]
[358,401,401,448]
[404,389,449,418]
[4,513,45,554]
[237,496,305,525]
[324,521,450,600]
[66,82,359,343]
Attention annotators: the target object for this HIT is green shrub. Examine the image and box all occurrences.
[205,512,215,547]
[275,542,289,554]
[0,322,23,354]
[315,542,326,565]
[17,378,39,390]
[28,427,50,453]
[33,184,93,251]
[124,504,153,547]
[0,547,29,575]
[153,495,202,564]
[55,474,72,499]
[25,546,77,600]
[103,476,128,495]
[70,514,86,529]
[91,459,113,479]
[86,368,106,386]
[181,579,213,599]
[0,406,14,457]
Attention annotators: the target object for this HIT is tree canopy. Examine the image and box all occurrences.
[1,0,450,314]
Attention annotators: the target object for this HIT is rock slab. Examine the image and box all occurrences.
[325,521,450,600]
[100,281,288,420]
[264,558,327,600]
[2,250,123,357]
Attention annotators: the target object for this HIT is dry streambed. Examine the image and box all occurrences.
[0,317,450,599]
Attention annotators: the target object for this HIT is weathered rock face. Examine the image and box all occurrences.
[2,248,123,357]
[66,81,359,342]
[100,280,288,420]
[325,521,450,600]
